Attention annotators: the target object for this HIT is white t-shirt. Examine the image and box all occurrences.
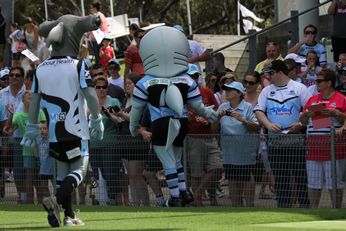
[107,76,124,89]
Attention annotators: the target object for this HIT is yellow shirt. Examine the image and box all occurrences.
[254,55,284,73]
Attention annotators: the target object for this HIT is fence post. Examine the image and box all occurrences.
[205,48,213,73]
[330,126,337,209]
[183,136,189,187]
[248,29,257,71]
[290,10,299,49]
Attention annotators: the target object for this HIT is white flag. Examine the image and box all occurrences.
[242,19,262,34]
[239,3,264,23]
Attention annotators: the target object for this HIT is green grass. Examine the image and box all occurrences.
[0,205,346,230]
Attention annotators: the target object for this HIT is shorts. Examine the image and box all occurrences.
[13,144,25,181]
[306,160,344,190]
[224,164,254,182]
[187,136,223,177]
[23,156,39,169]
[151,117,188,147]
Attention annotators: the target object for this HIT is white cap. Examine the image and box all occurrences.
[284,53,306,64]
[0,68,10,79]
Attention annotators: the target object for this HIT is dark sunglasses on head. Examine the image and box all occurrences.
[243,80,257,86]
[315,79,328,84]
[10,73,22,78]
[95,85,107,89]
[305,30,316,35]
[92,72,104,78]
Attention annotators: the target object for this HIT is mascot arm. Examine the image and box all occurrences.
[38,21,60,37]
[129,100,146,137]
[21,93,41,148]
[81,87,104,140]
[189,100,218,123]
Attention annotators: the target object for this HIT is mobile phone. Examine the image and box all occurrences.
[109,105,121,113]
[101,106,111,118]
[225,109,233,116]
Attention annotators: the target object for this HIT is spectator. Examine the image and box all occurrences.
[243,71,261,105]
[300,69,346,208]
[4,90,46,203]
[23,17,40,55]
[285,53,306,77]
[114,72,151,206]
[128,23,140,45]
[284,58,303,83]
[186,64,223,206]
[336,53,346,85]
[1,66,26,203]
[124,29,145,78]
[328,0,346,62]
[0,7,6,68]
[173,25,212,85]
[212,52,233,92]
[0,95,7,200]
[37,121,54,203]
[214,72,238,105]
[24,69,35,90]
[107,58,124,90]
[254,60,311,208]
[300,50,322,87]
[336,66,346,95]
[217,81,260,207]
[90,77,124,205]
[0,68,10,90]
[8,23,23,67]
[255,42,283,74]
[88,2,108,64]
[288,24,327,68]
[91,63,125,103]
[99,35,115,69]
[205,72,218,93]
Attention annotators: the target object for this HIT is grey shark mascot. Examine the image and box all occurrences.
[130,26,217,207]
[21,15,104,227]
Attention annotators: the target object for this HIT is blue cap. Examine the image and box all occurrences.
[173,25,184,33]
[108,58,120,66]
[103,34,111,40]
[187,64,200,75]
[222,81,245,94]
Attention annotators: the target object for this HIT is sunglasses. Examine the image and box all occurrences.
[305,30,316,35]
[95,85,107,89]
[244,80,257,86]
[9,73,23,78]
[315,79,328,84]
[92,72,104,78]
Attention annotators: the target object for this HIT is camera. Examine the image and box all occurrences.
[108,105,121,113]
[225,109,233,116]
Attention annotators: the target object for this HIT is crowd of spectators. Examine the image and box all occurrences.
[1,0,346,209]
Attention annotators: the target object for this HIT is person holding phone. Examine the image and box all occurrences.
[216,81,260,207]
[90,77,124,205]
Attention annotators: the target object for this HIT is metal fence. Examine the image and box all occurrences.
[0,133,345,208]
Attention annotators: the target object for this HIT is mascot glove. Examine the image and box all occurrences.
[89,114,104,140]
[20,123,41,148]
[204,105,218,123]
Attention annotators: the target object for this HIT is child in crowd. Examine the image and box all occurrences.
[37,121,54,203]
[300,50,322,87]
[4,91,46,203]
[99,35,115,69]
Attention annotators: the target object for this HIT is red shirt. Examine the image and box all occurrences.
[188,86,219,134]
[124,45,144,75]
[100,46,114,69]
[303,91,346,161]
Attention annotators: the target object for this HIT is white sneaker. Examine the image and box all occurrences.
[63,216,85,226]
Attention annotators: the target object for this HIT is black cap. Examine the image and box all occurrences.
[262,60,289,75]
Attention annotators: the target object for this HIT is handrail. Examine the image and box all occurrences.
[211,0,331,54]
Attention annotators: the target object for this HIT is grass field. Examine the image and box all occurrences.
[1,205,346,230]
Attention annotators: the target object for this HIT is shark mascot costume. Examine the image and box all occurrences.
[21,15,104,227]
[130,26,217,207]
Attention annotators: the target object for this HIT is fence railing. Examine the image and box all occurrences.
[0,133,345,208]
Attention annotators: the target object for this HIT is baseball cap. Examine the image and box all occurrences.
[108,58,120,66]
[103,34,111,40]
[0,68,10,79]
[173,25,184,33]
[222,81,245,94]
[262,60,289,75]
[187,64,200,75]
[284,53,306,64]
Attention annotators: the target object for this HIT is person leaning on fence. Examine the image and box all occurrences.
[254,60,311,208]
[216,81,260,207]
[186,64,223,207]
[0,96,7,200]
[300,69,346,208]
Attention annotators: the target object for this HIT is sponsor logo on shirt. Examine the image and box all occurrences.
[269,105,293,115]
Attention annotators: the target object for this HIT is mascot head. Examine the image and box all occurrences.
[139,26,189,78]
[38,14,100,57]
